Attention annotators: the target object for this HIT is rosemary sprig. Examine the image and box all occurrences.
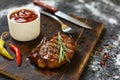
[58,32,70,63]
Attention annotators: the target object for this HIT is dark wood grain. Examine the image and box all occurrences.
[0,14,104,80]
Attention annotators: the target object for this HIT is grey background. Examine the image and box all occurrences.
[0,0,120,80]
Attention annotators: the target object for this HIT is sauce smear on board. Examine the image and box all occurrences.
[10,9,38,23]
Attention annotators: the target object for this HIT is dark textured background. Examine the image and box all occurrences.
[0,0,120,80]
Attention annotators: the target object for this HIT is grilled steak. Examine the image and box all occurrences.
[29,32,77,68]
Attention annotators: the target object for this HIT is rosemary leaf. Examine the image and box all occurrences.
[64,52,70,63]
[59,46,63,63]
[58,32,70,64]
[62,44,68,52]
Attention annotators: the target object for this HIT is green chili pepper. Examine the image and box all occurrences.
[0,32,14,60]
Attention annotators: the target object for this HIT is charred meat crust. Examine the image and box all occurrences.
[29,32,77,69]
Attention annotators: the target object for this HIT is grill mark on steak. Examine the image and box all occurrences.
[41,41,59,54]
[46,41,59,50]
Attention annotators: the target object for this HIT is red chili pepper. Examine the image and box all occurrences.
[9,44,21,67]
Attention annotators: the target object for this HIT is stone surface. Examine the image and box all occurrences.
[0,0,119,80]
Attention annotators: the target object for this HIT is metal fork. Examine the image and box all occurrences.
[41,11,84,43]
[40,11,80,33]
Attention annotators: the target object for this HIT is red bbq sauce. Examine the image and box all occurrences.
[10,9,38,23]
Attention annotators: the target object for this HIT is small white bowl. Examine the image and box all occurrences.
[7,7,40,41]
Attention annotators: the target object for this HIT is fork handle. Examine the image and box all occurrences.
[33,0,58,13]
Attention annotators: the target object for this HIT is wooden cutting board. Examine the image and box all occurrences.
[0,14,104,80]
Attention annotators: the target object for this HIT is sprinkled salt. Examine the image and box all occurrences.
[102,0,114,7]
[118,35,120,41]
[108,18,118,24]
[113,40,119,47]
[78,0,84,3]
[113,75,119,79]
[84,2,101,16]
[26,58,29,61]
[116,54,120,65]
